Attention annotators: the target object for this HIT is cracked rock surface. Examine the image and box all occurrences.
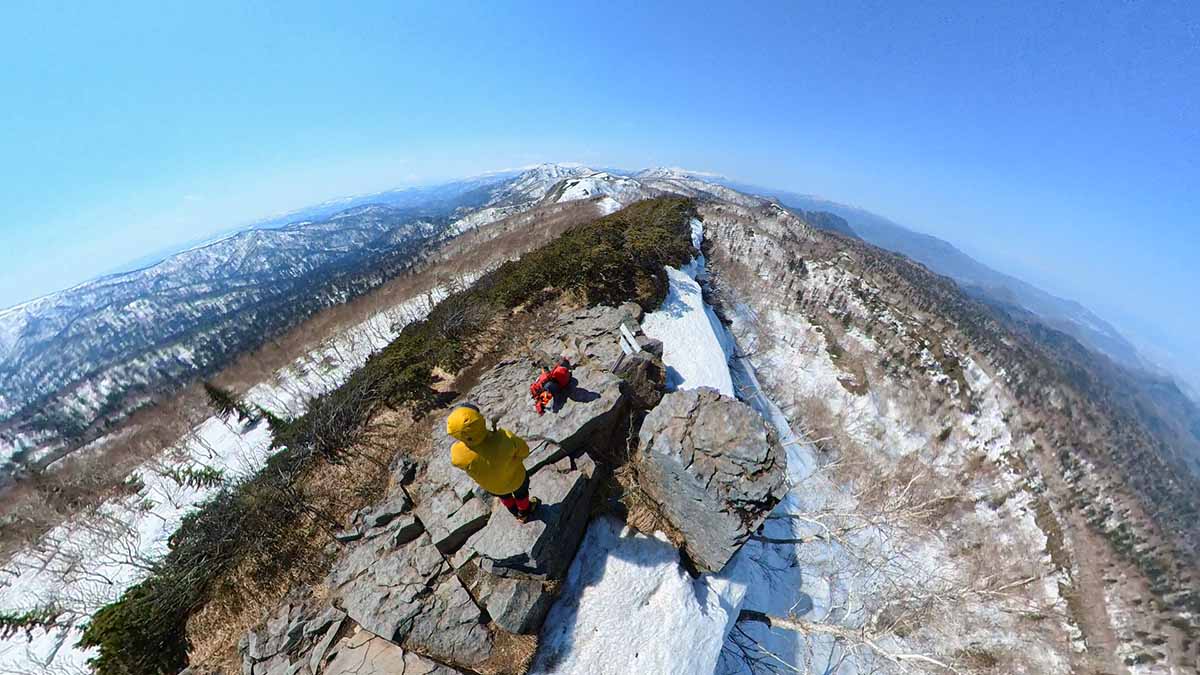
[326,522,492,668]
[409,304,635,565]
[463,443,601,581]
[321,627,459,674]
[239,598,457,675]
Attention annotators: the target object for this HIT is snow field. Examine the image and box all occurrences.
[530,517,754,674]
[716,259,1082,673]
[641,219,735,398]
[0,283,462,674]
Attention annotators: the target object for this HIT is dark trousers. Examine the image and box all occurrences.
[493,474,531,515]
[543,380,566,411]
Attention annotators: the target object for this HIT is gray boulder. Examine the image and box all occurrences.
[613,351,667,410]
[418,487,492,553]
[321,627,459,675]
[306,615,343,672]
[245,602,306,662]
[240,600,350,675]
[362,494,412,530]
[635,387,787,573]
[484,576,553,635]
[303,607,346,638]
[461,571,552,635]
[636,335,664,359]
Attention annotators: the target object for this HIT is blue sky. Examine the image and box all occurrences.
[1,2,1197,377]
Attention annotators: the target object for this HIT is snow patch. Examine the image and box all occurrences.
[531,517,752,675]
[640,220,734,397]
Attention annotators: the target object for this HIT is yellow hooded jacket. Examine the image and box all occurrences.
[447,406,530,495]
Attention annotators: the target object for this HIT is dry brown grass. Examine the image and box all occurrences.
[478,630,538,675]
[184,410,422,671]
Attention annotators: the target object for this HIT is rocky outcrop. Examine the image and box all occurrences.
[460,444,601,580]
[462,357,625,455]
[634,387,787,572]
[613,350,667,410]
[463,572,554,635]
[238,599,457,675]
[321,627,459,675]
[271,303,644,671]
[535,302,645,368]
[408,304,639,564]
[326,510,491,668]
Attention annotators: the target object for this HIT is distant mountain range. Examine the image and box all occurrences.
[2,162,1193,472]
[0,165,591,464]
[717,181,1163,376]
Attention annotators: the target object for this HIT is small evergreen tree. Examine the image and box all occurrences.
[161,466,225,490]
[0,605,63,640]
[203,381,251,422]
[257,406,291,438]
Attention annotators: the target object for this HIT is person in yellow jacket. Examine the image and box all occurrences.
[446,403,540,522]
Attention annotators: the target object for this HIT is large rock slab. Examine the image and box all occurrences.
[408,423,493,554]
[534,302,644,368]
[470,303,639,457]
[320,626,458,675]
[410,306,634,554]
[465,443,601,580]
[466,358,625,457]
[634,387,787,572]
[461,568,554,635]
[326,515,493,668]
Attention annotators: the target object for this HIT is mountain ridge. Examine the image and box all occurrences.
[4,163,1195,470]
[2,173,1198,673]
[713,179,1198,394]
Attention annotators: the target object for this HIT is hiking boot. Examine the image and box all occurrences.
[515,497,541,523]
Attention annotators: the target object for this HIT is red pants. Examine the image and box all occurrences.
[495,475,531,514]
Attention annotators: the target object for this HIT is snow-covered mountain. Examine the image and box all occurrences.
[5,161,1192,483]
[0,208,441,463]
[0,164,656,468]
[718,181,1158,377]
[3,166,1198,674]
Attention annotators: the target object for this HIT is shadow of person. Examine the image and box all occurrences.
[566,377,600,403]
[549,376,600,412]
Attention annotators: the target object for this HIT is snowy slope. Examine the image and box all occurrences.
[532,517,754,674]
[640,219,735,397]
[0,282,465,674]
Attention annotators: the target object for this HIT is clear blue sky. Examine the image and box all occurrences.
[1,2,1197,377]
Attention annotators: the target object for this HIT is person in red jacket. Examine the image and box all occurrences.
[529,357,572,415]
